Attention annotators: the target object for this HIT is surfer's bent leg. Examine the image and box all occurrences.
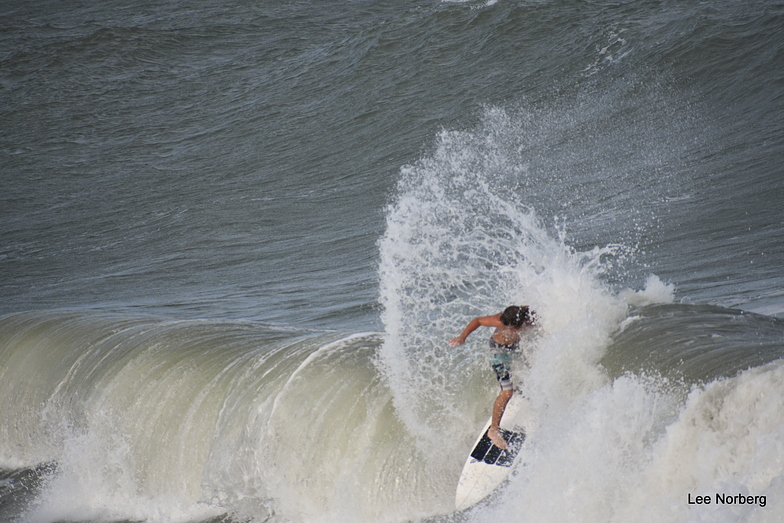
[490,354,514,450]
[490,390,513,449]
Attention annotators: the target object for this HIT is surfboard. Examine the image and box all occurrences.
[455,392,530,511]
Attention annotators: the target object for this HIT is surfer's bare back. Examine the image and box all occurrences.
[449,305,535,450]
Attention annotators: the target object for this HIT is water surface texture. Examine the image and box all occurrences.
[2,1,783,522]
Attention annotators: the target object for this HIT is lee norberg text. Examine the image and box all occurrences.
[688,493,767,508]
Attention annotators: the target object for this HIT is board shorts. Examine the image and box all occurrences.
[489,339,519,392]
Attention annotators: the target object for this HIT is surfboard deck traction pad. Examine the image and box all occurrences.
[469,428,526,467]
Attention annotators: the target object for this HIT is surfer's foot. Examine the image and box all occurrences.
[488,427,508,450]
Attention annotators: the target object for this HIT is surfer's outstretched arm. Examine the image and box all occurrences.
[449,314,503,347]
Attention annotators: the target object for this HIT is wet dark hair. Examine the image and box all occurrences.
[500,305,532,328]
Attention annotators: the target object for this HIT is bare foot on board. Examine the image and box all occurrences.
[488,426,508,450]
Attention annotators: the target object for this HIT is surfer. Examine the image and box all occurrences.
[449,305,535,450]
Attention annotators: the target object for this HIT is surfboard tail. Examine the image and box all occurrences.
[455,393,532,510]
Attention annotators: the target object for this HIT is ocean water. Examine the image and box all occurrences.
[1,0,783,522]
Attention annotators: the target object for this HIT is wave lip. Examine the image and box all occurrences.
[603,303,784,384]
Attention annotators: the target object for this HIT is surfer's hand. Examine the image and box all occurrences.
[448,337,464,347]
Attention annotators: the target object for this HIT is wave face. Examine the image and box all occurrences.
[0,312,418,522]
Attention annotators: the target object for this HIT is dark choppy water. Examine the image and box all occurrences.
[2,1,783,521]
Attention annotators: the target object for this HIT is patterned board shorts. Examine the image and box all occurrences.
[491,352,514,391]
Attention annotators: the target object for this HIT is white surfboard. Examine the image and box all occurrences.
[455,393,531,511]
